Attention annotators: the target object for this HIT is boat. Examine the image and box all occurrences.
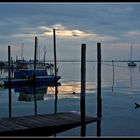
[0,59,61,87]
[128,45,137,67]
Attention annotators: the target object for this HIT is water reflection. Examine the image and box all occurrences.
[129,67,134,88]
[15,86,47,102]
[8,83,12,118]
[13,83,61,116]
[14,83,61,102]
[112,61,115,92]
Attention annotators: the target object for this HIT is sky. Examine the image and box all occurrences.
[0,3,140,61]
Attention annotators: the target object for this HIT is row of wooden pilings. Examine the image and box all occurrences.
[80,43,102,136]
[7,29,102,136]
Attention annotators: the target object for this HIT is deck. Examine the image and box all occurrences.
[0,112,99,136]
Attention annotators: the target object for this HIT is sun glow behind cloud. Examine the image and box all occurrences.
[38,24,118,42]
[40,24,91,38]
[0,23,118,42]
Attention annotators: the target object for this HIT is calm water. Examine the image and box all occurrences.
[0,62,140,137]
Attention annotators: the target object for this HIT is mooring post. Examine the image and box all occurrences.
[97,42,102,118]
[33,36,38,115]
[53,29,58,114]
[80,44,86,136]
[96,42,102,137]
[8,45,12,118]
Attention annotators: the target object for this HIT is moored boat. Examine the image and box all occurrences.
[0,60,61,86]
[128,45,137,67]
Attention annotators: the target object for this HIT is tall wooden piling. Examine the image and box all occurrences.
[97,42,102,118]
[80,44,86,136]
[33,36,38,116]
[96,42,102,137]
[53,29,58,114]
[8,46,12,118]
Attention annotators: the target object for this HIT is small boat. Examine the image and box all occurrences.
[0,60,61,87]
[128,45,137,67]
[128,61,137,67]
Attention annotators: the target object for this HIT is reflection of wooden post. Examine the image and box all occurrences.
[33,86,37,116]
[97,118,101,136]
[97,42,102,118]
[112,60,114,92]
[80,44,86,136]
[8,46,12,118]
[53,29,58,114]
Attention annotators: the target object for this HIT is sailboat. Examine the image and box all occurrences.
[128,45,137,67]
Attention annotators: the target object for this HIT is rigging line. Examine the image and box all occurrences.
[101,62,132,68]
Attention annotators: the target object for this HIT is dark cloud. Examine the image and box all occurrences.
[0,3,140,60]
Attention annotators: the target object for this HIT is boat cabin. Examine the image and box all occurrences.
[14,60,54,79]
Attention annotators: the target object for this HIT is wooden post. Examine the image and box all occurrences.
[97,42,102,118]
[8,45,12,118]
[53,29,58,114]
[96,42,102,137]
[34,37,38,116]
[80,44,86,136]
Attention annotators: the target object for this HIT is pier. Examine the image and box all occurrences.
[0,112,99,136]
[0,33,103,137]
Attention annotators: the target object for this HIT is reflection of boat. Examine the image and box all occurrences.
[15,82,61,102]
[0,60,61,86]
[17,86,47,102]
[128,45,137,67]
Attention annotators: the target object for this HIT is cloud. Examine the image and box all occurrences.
[0,23,117,43]
[38,24,118,41]
[125,30,140,37]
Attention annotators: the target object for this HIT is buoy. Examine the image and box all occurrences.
[73,92,76,95]
[0,81,4,86]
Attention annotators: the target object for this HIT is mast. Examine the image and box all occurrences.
[34,36,38,72]
[43,45,46,63]
[130,44,132,61]
[21,43,24,60]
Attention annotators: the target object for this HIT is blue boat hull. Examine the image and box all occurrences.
[1,75,61,87]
